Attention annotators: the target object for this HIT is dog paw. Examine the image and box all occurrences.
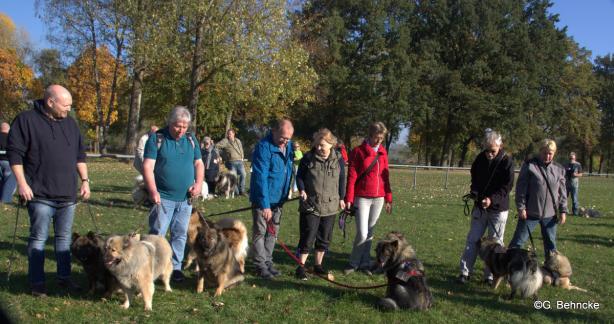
[121,303,130,309]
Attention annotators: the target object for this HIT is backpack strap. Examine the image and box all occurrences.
[156,131,196,151]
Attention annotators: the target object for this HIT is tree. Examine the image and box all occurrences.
[594,54,614,174]
[0,48,36,121]
[33,48,67,87]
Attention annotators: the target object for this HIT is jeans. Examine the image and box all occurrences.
[27,199,77,285]
[348,197,384,269]
[0,160,17,203]
[459,208,508,279]
[148,198,192,270]
[226,161,247,195]
[567,178,579,215]
[251,206,282,271]
[509,216,558,259]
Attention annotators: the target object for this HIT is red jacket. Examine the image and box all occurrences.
[345,141,392,204]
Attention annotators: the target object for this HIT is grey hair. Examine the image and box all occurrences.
[167,106,191,125]
[482,129,502,148]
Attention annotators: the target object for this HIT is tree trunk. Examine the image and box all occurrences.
[102,21,125,154]
[439,113,452,166]
[187,16,206,130]
[589,150,594,174]
[458,136,474,167]
[124,69,144,154]
[225,110,233,132]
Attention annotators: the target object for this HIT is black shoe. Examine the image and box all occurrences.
[171,270,185,283]
[257,268,274,280]
[313,265,327,276]
[31,283,47,298]
[457,274,470,284]
[295,266,308,280]
[267,264,281,276]
[58,278,82,294]
[484,278,494,286]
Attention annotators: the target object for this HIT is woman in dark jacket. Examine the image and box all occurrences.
[295,128,346,280]
[202,136,220,197]
[343,122,392,275]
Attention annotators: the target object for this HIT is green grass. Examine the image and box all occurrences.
[1,159,612,323]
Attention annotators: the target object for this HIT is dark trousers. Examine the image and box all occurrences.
[297,212,335,254]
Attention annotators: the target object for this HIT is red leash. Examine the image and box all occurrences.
[266,221,388,290]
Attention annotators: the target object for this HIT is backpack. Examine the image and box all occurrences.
[155,131,196,151]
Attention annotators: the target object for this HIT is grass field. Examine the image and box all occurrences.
[1,159,612,323]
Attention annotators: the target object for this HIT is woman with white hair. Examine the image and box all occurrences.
[509,139,567,261]
[458,129,514,285]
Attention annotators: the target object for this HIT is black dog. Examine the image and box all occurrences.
[375,232,433,311]
[71,231,119,296]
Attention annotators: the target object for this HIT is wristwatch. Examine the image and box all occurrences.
[82,178,90,183]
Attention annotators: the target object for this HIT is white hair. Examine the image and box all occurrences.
[482,129,502,148]
[167,106,191,125]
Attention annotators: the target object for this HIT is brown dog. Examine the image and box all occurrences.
[71,231,119,296]
[185,210,248,274]
[192,217,247,296]
[542,251,587,292]
[103,234,173,311]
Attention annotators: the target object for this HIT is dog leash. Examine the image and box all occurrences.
[265,220,387,290]
[205,197,300,218]
[6,200,24,282]
[526,224,537,257]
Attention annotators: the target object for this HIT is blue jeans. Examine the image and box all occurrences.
[148,198,192,270]
[0,160,17,203]
[567,179,579,215]
[27,200,77,285]
[225,161,246,194]
[459,208,508,278]
[509,216,557,259]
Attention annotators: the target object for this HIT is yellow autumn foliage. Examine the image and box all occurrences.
[0,48,35,120]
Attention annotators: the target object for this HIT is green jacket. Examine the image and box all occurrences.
[296,150,346,217]
[216,137,244,162]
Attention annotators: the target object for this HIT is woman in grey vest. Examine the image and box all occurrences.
[294,128,346,280]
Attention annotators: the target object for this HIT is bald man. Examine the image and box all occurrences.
[249,118,295,279]
[8,85,90,297]
[0,122,17,203]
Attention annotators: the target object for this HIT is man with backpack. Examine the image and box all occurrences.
[133,125,158,175]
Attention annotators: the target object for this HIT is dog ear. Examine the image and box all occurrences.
[72,232,80,241]
[123,236,132,248]
[86,231,96,239]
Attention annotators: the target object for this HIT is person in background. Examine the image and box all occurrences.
[202,136,220,198]
[216,128,247,196]
[294,128,345,280]
[290,141,303,198]
[8,85,90,297]
[565,152,582,216]
[336,140,349,165]
[133,125,159,175]
[457,130,514,285]
[0,122,17,203]
[343,122,392,275]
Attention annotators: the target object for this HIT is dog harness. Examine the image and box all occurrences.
[395,260,424,282]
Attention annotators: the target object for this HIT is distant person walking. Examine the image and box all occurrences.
[509,139,567,260]
[343,122,392,275]
[249,119,294,279]
[457,130,514,285]
[565,152,582,216]
[0,122,17,203]
[202,136,220,197]
[216,128,247,196]
[133,125,159,175]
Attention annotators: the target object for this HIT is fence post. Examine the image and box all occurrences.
[412,166,417,190]
[444,166,450,189]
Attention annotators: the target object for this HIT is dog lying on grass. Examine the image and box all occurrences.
[541,250,587,292]
[375,232,433,311]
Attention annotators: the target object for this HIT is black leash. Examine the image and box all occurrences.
[527,223,537,257]
[205,197,299,218]
[337,209,354,242]
[6,201,24,282]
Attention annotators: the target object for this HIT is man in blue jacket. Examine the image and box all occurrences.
[8,85,90,297]
[250,118,294,279]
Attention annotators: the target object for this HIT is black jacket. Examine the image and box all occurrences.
[202,147,220,183]
[8,99,86,202]
[0,132,8,161]
[470,150,514,212]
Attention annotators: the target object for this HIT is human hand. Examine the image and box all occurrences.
[345,202,352,211]
[262,208,272,221]
[481,197,491,209]
[300,190,307,201]
[189,183,202,199]
[339,200,346,210]
[80,181,91,200]
[385,202,392,214]
[18,182,34,201]
[150,191,161,205]
[559,212,566,225]
[519,209,527,220]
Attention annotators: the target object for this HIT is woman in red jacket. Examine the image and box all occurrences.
[343,122,393,275]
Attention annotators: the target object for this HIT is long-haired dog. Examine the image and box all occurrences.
[103,234,173,311]
[71,231,119,296]
[478,238,542,299]
[375,232,433,311]
[184,210,249,274]
[215,170,238,199]
[541,250,587,292]
[191,214,248,296]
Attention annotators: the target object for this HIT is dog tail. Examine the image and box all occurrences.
[509,262,543,298]
[216,218,248,259]
[567,285,588,292]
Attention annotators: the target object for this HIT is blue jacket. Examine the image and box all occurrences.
[249,133,293,209]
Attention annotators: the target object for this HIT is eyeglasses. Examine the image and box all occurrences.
[486,149,498,154]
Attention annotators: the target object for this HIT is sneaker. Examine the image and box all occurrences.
[257,268,274,280]
[343,266,356,275]
[457,274,470,284]
[31,283,47,298]
[171,270,185,283]
[313,265,327,276]
[267,264,281,276]
[58,278,82,294]
[295,266,308,280]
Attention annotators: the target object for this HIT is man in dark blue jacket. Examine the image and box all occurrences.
[8,85,90,297]
[249,118,294,279]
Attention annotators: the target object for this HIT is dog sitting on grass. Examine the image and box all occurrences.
[541,250,587,292]
[375,232,433,311]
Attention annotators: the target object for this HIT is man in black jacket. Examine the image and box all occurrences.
[457,130,514,285]
[8,85,90,297]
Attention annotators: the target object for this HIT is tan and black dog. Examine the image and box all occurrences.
[375,231,433,311]
[542,250,587,292]
[71,231,119,296]
[104,234,173,311]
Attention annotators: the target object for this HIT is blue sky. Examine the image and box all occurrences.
[1,0,613,58]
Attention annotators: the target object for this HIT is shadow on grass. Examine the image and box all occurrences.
[91,185,132,194]
[565,234,614,248]
[86,198,140,210]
